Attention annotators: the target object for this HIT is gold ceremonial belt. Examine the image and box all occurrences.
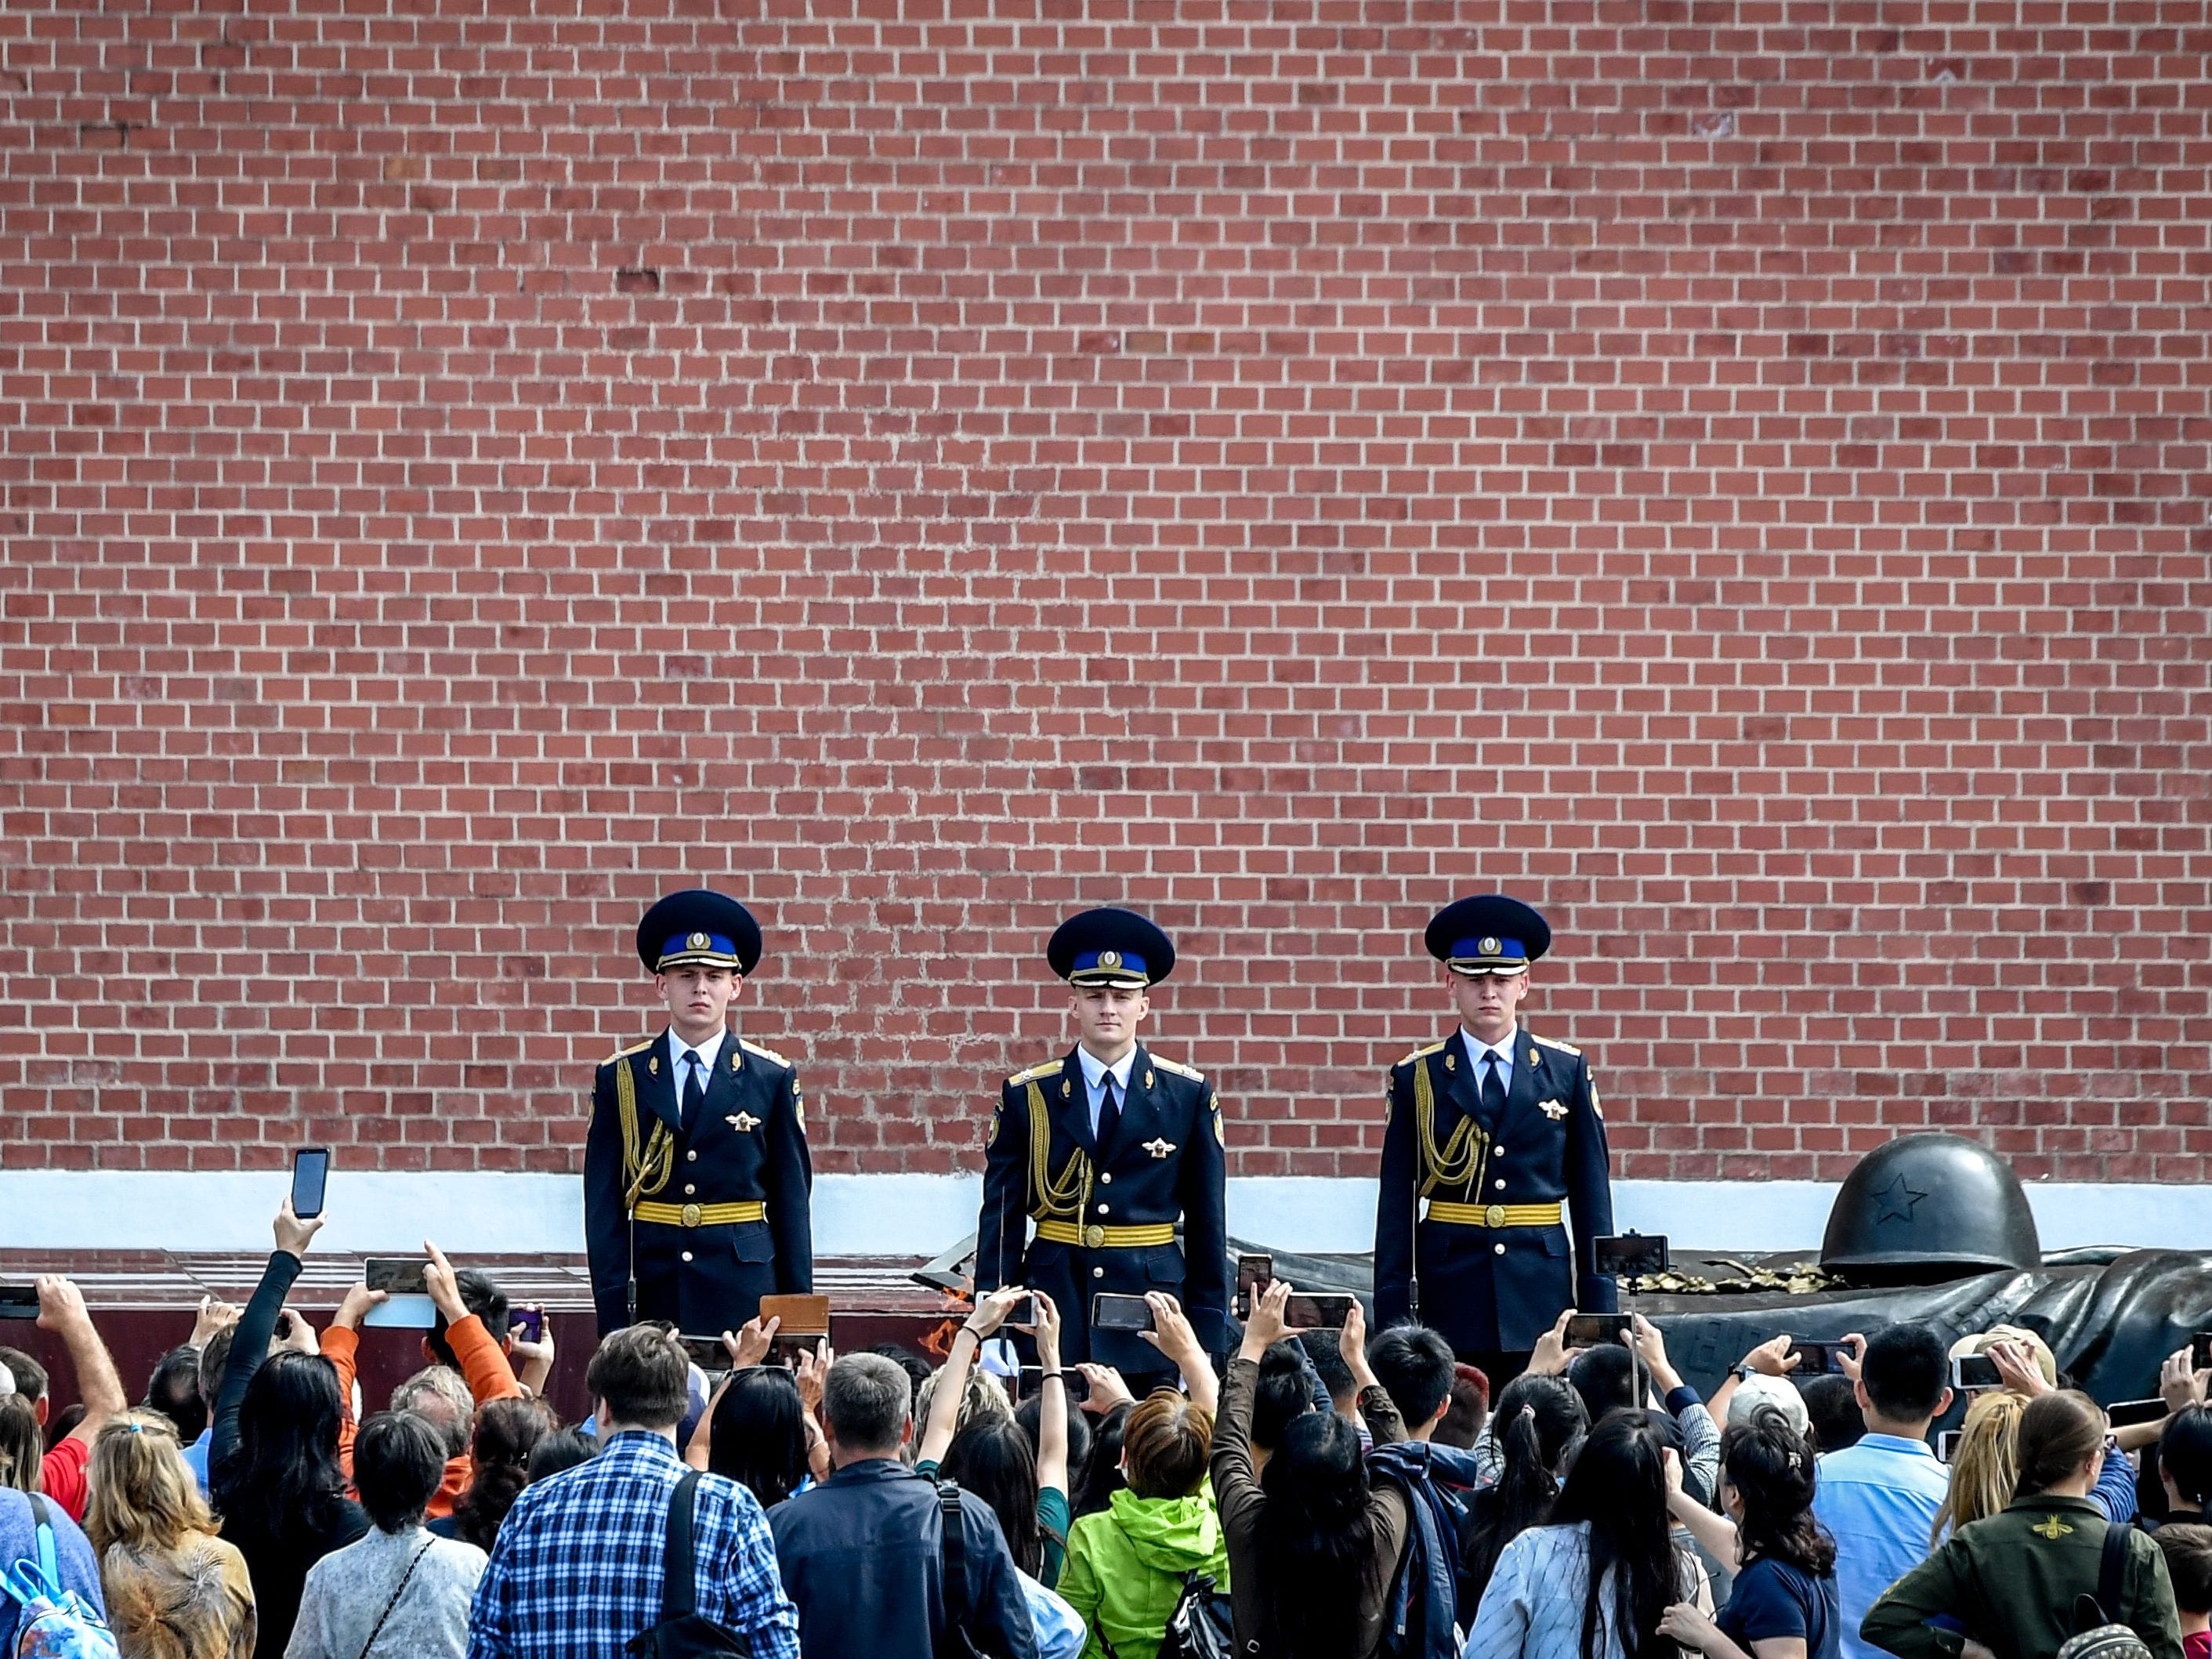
[632,1201,766,1229]
[1035,1219,1176,1250]
[1425,1201,1565,1229]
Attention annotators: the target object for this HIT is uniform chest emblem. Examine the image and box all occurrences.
[1143,1137,1177,1160]
[1539,1099,1568,1121]
[728,1112,761,1133]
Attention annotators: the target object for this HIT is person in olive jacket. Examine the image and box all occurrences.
[1862,1391,2183,1659]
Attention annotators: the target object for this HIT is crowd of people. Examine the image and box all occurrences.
[5,1200,2212,1659]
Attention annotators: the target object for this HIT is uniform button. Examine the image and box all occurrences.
[1092,1266,1106,1279]
[1495,1179,1507,1190]
[1096,1203,1110,1215]
[681,1251,694,1262]
[686,1150,698,1162]
[685,1183,697,1196]
[1099,1172,1112,1184]
[1493,1243,1507,1257]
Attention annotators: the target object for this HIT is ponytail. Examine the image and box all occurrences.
[1461,1374,1587,1604]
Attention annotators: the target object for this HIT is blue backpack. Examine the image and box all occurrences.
[2,1496,118,1659]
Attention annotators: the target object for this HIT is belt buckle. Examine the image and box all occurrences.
[681,1203,702,1228]
[1484,1203,1506,1228]
[1082,1223,1106,1250]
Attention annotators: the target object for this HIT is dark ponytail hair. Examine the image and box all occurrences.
[1721,1407,1836,1575]
[1461,1374,1587,1604]
[451,1396,557,1552]
[1254,1408,1380,1659]
[2015,1392,2106,1499]
[1550,1407,1683,1659]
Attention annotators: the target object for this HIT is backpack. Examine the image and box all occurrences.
[1,1496,119,1659]
[1157,1572,1236,1659]
[1367,1441,1479,1659]
[2055,1523,2145,1659]
[936,1480,983,1659]
[624,1471,754,1659]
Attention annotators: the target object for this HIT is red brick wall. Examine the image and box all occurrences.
[4,2,2207,1190]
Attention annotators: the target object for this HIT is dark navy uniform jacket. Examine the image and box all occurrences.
[585,1029,813,1338]
[975,1043,1231,1371]
[1372,1024,1616,1354]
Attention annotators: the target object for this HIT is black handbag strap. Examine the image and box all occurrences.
[2094,1516,2130,1625]
[937,1480,968,1647]
[357,1537,436,1659]
[662,1469,704,1621]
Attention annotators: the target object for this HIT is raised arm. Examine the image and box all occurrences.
[1022,1291,1070,1502]
[1140,1291,1218,1417]
[211,1197,321,1476]
[921,1286,1026,1469]
[35,1277,126,1449]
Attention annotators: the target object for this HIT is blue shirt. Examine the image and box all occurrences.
[0,1489,105,1654]
[1813,1433,1949,1659]
[465,1430,799,1659]
[183,1425,212,1494]
[1721,1557,1841,1659]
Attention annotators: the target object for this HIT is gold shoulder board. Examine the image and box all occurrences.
[1530,1034,1583,1056]
[738,1038,794,1068]
[1008,1059,1064,1087]
[1152,1056,1205,1082]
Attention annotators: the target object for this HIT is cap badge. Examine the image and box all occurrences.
[1479,936,1501,955]
[1098,949,1120,969]
[1144,1137,1178,1159]
[687,931,711,951]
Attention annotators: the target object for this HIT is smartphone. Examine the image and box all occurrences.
[1283,1293,1356,1330]
[2108,1397,2170,1429]
[758,1293,831,1335]
[1594,1233,1671,1278]
[291,1147,331,1219]
[2192,1331,2212,1371]
[1951,1353,2002,1390]
[1791,1342,1852,1377]
[364,1258,428,1295]
[1092,1292,1156,1333]
[509,1305,544,1345]
[1565,1313,1632,1349]
[770,1332,825,1368]
[0,1284,39,1322]
[1235,1252,1273,1318]
[1936,1429,1960,1462]
[679,1333,730,1373]
[993,1294,1038,1328]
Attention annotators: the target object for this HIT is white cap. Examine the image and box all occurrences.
[1727,1372,1809,1437]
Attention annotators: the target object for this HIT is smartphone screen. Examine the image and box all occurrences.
[1936,1430,1960,1462]
[291,1147,331,1219]
[1952,1353,2002,1390]
[2192,1332,2212,1371]
[1282,1294,1355,1330]
[364,1258,428,1295]
[1235,1252,1273,1318]
[1092,1293,1156,1332]
[1593,1233,1670,1278]
[1791,1342,1851,1376]
[679,1334,729,1372]
[0,1284,38,1321]
[1565,1313,1631,1348]
[509,1306,544,1345]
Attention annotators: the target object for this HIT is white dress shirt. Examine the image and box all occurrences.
[1073,1045,1138,1137]
[1461,1027,1515,1098]
[666,1027,729,1106]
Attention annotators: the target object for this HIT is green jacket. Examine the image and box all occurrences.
[1058,1485,1231,1659]
[1862,1493,2182,1659]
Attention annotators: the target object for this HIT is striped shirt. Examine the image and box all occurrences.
[1464,1521,1711,1659]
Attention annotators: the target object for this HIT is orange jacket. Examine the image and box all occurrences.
[320,1312,523,1516]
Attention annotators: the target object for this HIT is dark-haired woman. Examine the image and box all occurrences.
[208,1199,369,1659]
[1659,1407,1840,1659]
[1861,1391,2182,1659]
[1462,1374,1589,1612]
[1212,1282,1412,1659]
[1464,1406,1711,1659]
[436,1396,556,1553]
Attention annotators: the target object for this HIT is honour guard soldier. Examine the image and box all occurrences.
[584,889,814,1338]
[1373,894,1616,1382]
[975,908,1231,1378]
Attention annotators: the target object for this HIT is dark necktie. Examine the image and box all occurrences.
[681,1048,708,1132]
[1096,1073,1121,1147]
[1480,1049,1508,1118]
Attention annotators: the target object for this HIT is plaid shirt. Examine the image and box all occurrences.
[466,1430,800,1659]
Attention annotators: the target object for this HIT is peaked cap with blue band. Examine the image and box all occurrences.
[1424,893,1551,978]
[635,889,763,976]
[1046,907,1175,987]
